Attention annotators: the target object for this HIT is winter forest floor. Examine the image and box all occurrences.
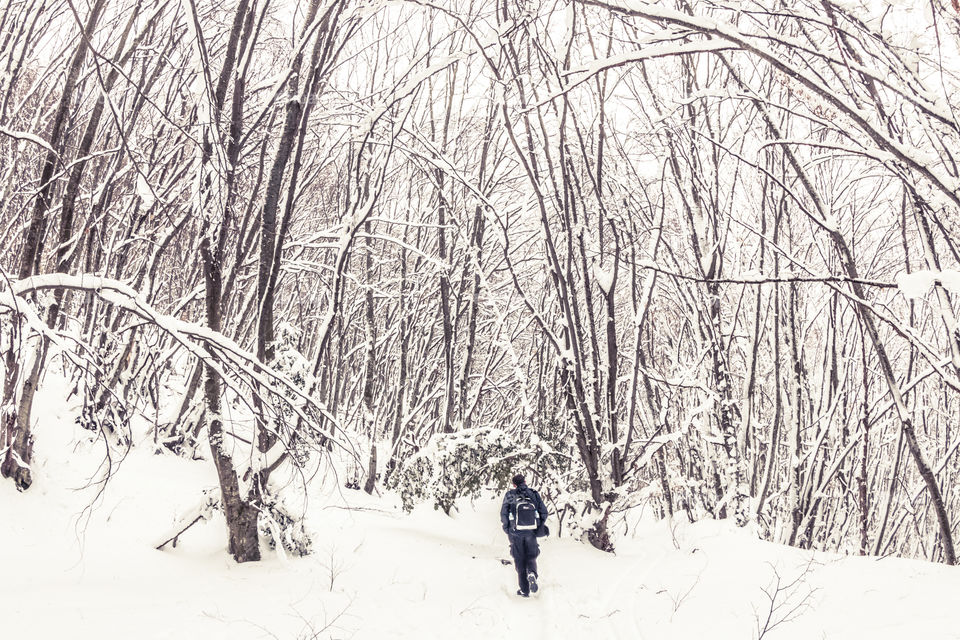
[4,378,960,639]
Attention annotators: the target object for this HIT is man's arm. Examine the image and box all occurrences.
[535,490,549,523]
[500,491,512,531]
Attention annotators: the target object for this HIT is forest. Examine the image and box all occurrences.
[3,0,960,573]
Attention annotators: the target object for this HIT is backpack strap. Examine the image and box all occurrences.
[508,488,525,526]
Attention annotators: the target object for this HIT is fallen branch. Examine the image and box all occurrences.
[154,487,221,550]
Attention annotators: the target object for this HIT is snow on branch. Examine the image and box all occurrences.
[575,0,960,211]
[0,127,57,155]
[355,52,470,143]
[632,262,896,289]
[528,39,736,109]
[1,273,355,460]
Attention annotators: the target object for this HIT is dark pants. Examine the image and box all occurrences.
[509,531,540,594]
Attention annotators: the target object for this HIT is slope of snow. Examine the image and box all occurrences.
[4,377,960,639]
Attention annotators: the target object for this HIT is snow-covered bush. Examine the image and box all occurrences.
[268,322,315,467]
[258,490,312,558]
[272,322,311,391]
[388,427,519,514]
[388,422,577,516]
[526,417,576,489]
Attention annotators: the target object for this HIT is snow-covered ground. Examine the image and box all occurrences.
[4,380,960,639]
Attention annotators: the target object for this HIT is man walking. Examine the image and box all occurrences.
[500,473,548,597]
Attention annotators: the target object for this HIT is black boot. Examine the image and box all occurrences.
[527,573,538,593]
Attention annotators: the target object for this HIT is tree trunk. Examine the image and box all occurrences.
[362,221,378,494]
[201,234,260,562]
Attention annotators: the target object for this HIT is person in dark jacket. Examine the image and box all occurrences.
[500,473,548,597]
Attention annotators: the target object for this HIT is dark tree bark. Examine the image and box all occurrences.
[387,227,410,475]
[192,0,260,562]
[456,98,495,430]
[201,234,260,562]
[362,221,378,494]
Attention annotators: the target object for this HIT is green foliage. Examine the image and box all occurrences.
[388,427,519,514]
[258,492,312,557]
[387,422,576,516]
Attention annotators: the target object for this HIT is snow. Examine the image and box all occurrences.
[939,269,960,292]
[896,269,960,299]
[5,375,960,638]
[594,263,615,294]
[136,172,156,209]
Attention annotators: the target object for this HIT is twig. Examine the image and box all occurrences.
[156,515,204,550]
